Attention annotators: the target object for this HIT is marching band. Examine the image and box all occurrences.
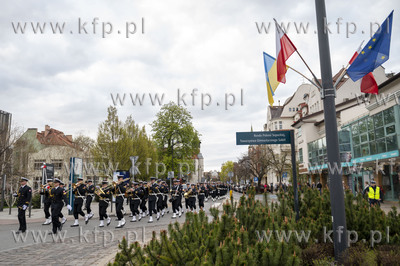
[14,176,230,233]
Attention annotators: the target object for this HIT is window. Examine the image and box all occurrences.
[350,107,398,159]
[34,159,46,170]
[279,121,283,129]
[274,122,278,130]
[299,148,303,163]
[52,159,63,170]
[297,127,302,137]
[289,108,291,112]
[309,129,352,166]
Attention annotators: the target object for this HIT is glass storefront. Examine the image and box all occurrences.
[350,107,397,158]
[308,129,352,166]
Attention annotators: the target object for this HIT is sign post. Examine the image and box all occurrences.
[236,130,299,220]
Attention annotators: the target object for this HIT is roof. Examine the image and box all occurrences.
[268,106,284,120]
[316,68,348,90]
[36,125,76,148]
[378,71,400,90]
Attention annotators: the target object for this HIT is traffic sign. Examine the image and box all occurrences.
[236,131,291,145]
[168,171,174,179]
[253,177,258,182]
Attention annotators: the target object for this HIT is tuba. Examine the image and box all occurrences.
[184,189,192,199]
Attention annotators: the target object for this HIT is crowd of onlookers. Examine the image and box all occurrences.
[232,182,292,194]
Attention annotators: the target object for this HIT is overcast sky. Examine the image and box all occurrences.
[1,0,399,172]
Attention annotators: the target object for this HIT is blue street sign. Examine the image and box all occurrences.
[236,131,291,145]
[254,177,258,182]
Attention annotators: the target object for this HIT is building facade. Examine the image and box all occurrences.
[13,125,85,189]
[264,66,400,201]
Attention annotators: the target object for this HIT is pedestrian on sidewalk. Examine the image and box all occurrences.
[368,181,381,207]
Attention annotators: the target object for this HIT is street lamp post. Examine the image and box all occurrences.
[315,0,348,259]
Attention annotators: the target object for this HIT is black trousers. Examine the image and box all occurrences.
[85,195,93,214]
[211,190,217,198]
[172,198,180,213]
[116,197,124,220]
[156,194,163,212]
[73,198,85,219]
[130,199,141,215]
[189,197,196,210]
[51,202,63,233]
[162,195,168,209]
[140,198,147,213]
[148,195,157,216]
[44,201,51,219]
[185,198,189,209]
[99,201,109,220]
[18,208,27,232]
[198,194,205,208]
[178,195,183,209]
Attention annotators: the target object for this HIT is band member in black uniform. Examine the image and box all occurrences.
[177,179,184,215]
[14,177,32,234]
[211,183,217,202]
[147,177,158,223]
[98,181,112,227]
[161,181,169,215]
[198,183,206,210]
[204,183,209,202]
[85,180,95,219]
[140,181,148,217]
[188,183,197,212]
[156,179,163,220]
[58,181,68,224]
[127,182,142,222]
[114,175,127,228]
[184,181,190,213]
[40,178,53,225]
[170,179,180,218]
[50,178,69,234]
[71,177,88,227]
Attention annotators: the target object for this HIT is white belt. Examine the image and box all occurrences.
[76,196,85,198]
[87,194,94,197]
[117,194,125,197]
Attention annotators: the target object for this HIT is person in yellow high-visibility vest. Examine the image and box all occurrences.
[368,181,381,207]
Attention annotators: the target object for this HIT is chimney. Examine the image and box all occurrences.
[44,125,50,137]
[66,135,73,142]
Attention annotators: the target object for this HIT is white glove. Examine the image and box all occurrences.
[67,205,72,211]
[13,193,17,197]
[22,205,27,211]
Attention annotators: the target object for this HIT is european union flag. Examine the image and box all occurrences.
[347,11,393,82]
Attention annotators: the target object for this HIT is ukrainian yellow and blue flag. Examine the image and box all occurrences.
[263,52,281,105]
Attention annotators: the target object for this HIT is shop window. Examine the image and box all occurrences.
[385,124,396,135]
[383,108,395,124]
[376,139,386,154]
[386,135,398,151]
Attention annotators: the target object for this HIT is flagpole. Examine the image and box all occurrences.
[274,18,322,89]
[333,40,364,88]
[333,65,349,89]
[288,66,321,89]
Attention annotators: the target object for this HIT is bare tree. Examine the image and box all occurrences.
[1,122,24,209]
[265,145,292,184]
